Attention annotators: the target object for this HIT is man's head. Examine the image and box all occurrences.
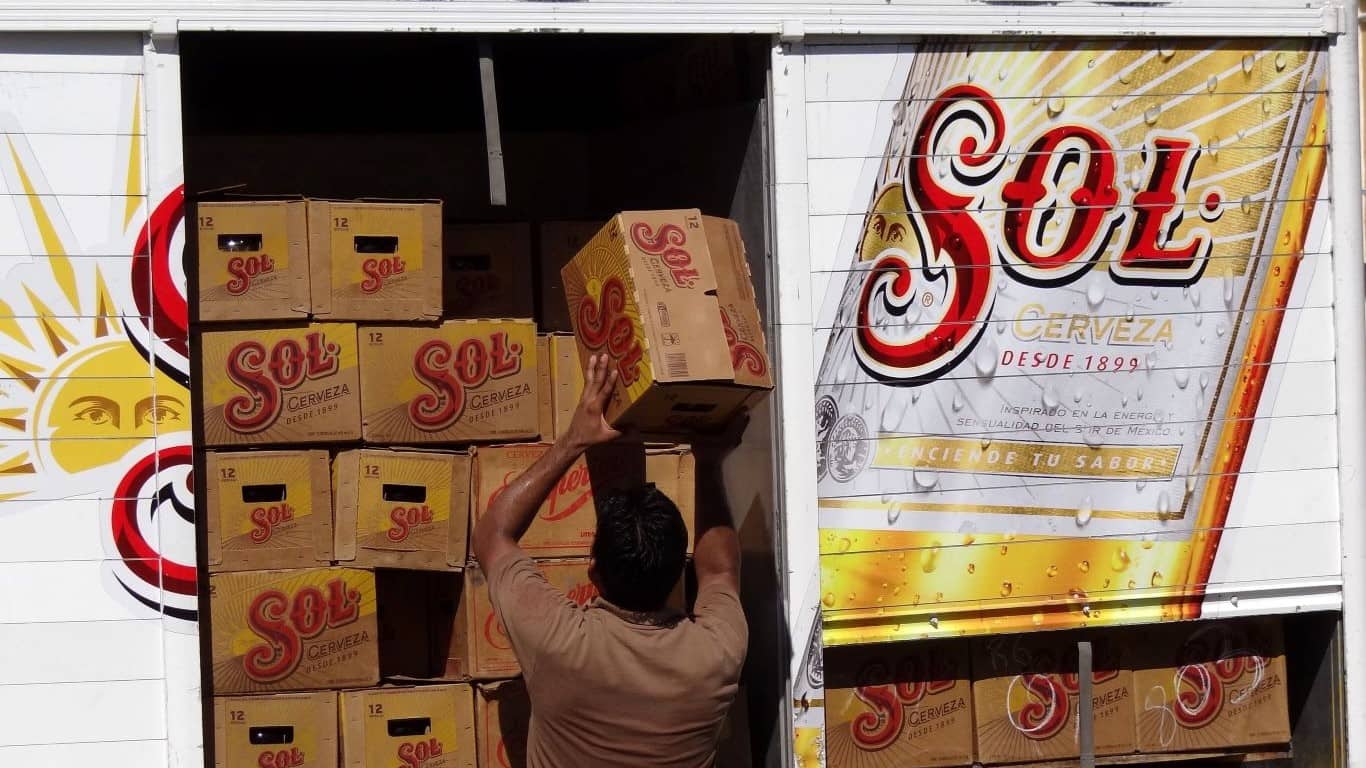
[590,484,688,613]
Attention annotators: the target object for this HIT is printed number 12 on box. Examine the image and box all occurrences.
[814,41,1330,642]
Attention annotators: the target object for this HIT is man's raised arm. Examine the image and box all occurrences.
[471,353,621,572]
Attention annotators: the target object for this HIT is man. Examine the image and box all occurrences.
[472,353,748,768]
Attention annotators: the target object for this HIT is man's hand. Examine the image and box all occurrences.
[563,354,622,451]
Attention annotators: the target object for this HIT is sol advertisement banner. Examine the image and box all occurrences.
[814,39,1332,645]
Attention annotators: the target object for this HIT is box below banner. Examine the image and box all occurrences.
[333,448,470,571]
[214,691,338,768]
[205,450,333,572]
[340,684,476,768]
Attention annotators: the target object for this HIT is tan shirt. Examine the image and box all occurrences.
[487,553,747,768]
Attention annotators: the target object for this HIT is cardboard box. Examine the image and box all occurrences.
[824,642,974,768]
[560,210,770,432]
[340,685,476,768]
[309,200,442,321]
[358,320,538,444]
[703,215,773,399]
[971,634,1136,764]
[1134,618,1290,754]
[472,443,695,559]
[547,334,584,440]
[214,691,338,768]
[444,223,534,319]
[538,221,602,332]
[475,681,530,768]
[200,323,362,446]
[206,450,333,572]
[210,567,379,694]
[536,336,554,441]
[197,200,310,322]
[333,449,470,571]
[441,558,682,680]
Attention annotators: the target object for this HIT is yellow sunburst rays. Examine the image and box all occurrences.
[0,115,125,493]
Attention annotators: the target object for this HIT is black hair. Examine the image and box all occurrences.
[591,484,689,613]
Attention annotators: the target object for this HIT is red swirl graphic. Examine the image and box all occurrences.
[110,444,196,597]
[131,186,188,357]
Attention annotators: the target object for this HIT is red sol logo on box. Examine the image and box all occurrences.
[397,737,442,768]
[409,332,524,430]
[257,747,305,768]
[578,278,644,385]
[720,310,767,377]
[1006,668,1121,740]
[851,656,960,749]
[250,502,296,544]
[856,83,1216,384]
[629,220,701,288]
[360,255,406,294]
[226,332,342,433]
[484,611,511,651]
[226,253,276,296]
[243,578,362,682]
[1170,654,1273,728]
[387,504,433,542]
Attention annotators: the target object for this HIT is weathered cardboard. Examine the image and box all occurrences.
[333,449,470,571]
[358,320,538,444]
[474,680,531,768]
[560,210,768,432]
[971,633,1136,764]
[309,200,442,321]
[535,336,554,441]
[444,558,681,680]
[443,223,534,319]
[471,443,695,559]
[702,215,774,399]
[1134,618,1290,754]
[214,691,338,768]
[547,334,583,440]
[824,641,975,768]
[537,221,602,332]
[205,450,333,572]
[197,200,311,322]
[199,323,362,446]
[210,568,378,694]
[340,685,476,768]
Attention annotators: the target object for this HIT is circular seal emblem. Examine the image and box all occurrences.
[827,413,872,483]
[814,396,839,481]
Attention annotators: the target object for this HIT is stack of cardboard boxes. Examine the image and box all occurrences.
[823,617,1292,767]
[196,202,771,767]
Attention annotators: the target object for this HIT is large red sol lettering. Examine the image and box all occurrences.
[249,503,296,544]
[850,656,957,750]
[225,332,341,433]
[257,747,305,768]
[855,84,1212,383]
[409,332,522,431]
[226,253,276,295]
[397,738,443,768]
[360,255,406,294]
[1172,654,1265,728]
[242,578,362,682]
[1010,673,1071,741]
[387,504,434,542]
[577,276,645,385]
[630,221,700,288]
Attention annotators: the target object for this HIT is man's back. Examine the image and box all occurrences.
[489,554,747,768]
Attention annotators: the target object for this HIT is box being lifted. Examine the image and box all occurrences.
[205,450,333,572]
[561,210,772,433]
[358,320,539,444]
[199,323,362,446]
[309,200,442,321]
[214,691,338,768]
[333,448,470,571]
[209,567,379,694]
[196,200,311,322]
